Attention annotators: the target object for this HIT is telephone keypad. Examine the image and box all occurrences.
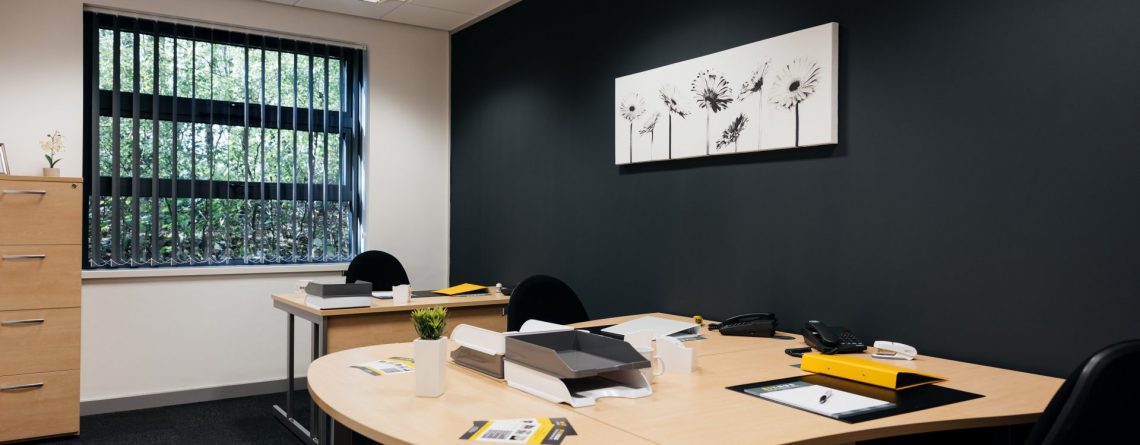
[839,331,863,347]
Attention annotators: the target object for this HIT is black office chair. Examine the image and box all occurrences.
[1024,339,1140,445]
[344,250,410,292]
[506,275,589,331]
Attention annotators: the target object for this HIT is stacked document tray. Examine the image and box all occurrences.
[505,331,649,379]
[503,330,652,407]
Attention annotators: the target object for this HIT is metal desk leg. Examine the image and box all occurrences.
[332,421,354,445]
[315,320,330,444]
[273,312,316,443]
[318,411,329,445]
[310,322,319,440]
[287,313,294,419]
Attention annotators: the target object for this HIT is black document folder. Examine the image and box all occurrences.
[727,373,984,423]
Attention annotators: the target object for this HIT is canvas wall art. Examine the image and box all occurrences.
[615,23,838,165]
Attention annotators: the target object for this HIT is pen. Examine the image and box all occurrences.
[819,389,833,404]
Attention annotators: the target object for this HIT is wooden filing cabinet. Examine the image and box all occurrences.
[0,176,82,443]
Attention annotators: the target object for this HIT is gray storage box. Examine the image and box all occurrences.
[305,281,372,297]
[505,331,649,379]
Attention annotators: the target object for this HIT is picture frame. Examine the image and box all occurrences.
[0,142,9,175]
[615,23,838,165]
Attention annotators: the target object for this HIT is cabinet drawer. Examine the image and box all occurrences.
[0,245,80,311]
[0,308,80,376]
[0,370,79,442]
[0,180,81,245]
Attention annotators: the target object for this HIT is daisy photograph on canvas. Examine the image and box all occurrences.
[615,23,838,165]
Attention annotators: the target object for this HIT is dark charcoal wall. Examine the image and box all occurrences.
[449,0,1140,377]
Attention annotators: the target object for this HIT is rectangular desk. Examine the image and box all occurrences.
[306,312,1062,445]
[271,292,509,444]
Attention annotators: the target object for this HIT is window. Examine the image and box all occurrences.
[83,11,365,269]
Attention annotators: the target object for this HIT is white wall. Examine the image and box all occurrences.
[0,0,451,403]
[81,273,343,401]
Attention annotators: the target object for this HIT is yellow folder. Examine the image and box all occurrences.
[800,354,946,390]
[433,283,488,296]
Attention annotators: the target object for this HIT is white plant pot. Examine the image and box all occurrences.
[414,337,446,397]
[43,167,60,177]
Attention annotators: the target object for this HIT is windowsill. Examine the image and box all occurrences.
[82,263,349,280]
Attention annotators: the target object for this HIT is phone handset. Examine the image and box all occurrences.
[709,313,777,337]
[714,312,774,327]
[802,320,866,354]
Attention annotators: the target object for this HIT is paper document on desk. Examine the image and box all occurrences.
[745,380,894,419]
[351,357,415,376]
[600,316,700,340]
[459,417,577,444]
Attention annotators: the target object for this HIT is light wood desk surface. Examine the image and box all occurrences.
[308,344,655,445]
[307,313,1062,445]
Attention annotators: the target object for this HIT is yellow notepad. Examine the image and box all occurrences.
[433,283,488,296]
[801,354,946,390]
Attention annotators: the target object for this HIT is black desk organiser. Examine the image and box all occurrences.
[727,373,984,423]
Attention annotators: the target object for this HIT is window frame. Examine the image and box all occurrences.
[82,12,366,270]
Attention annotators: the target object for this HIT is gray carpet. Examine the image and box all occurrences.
[25,391,319,445]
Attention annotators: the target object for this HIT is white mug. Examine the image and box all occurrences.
[392,284,411,305]
[635,346,666,383]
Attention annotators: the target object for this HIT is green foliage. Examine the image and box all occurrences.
[410,307,448,340]
[45,154,61,168]
[90,196,353,266]
[97,29,341,110]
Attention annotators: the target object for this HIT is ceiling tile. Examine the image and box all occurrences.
[293,0,404,19]
[407,0,510,15]
[380,3,475,30]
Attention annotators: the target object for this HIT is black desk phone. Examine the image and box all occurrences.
[709,313,777,337]
[802,320,866,354]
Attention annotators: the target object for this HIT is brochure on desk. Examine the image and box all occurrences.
[350,357,416,376]
[727,374,984,423]
[460,417,577,444]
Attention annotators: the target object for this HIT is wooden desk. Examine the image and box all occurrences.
[272,293,509,353]
[271,292,509,444]
[307,313,1062,445]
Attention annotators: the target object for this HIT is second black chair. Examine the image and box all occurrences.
[345,250,410,292]
[1025,339,1140,445]
[506,274,589,331]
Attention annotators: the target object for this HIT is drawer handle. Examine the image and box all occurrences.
[1,254,47,260]
[1,319,46,326]
[0,383,44,391]
[1,189,48,195]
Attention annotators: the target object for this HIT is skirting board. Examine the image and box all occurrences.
[80,377,307,416]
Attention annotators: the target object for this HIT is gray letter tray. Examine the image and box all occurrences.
[504,330,649,379]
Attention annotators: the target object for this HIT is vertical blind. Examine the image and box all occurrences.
[82,11,365,269]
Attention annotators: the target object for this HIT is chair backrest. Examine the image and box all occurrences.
[506,274,589,331]
[344,250,410,292]
[1025,339,1140,445]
